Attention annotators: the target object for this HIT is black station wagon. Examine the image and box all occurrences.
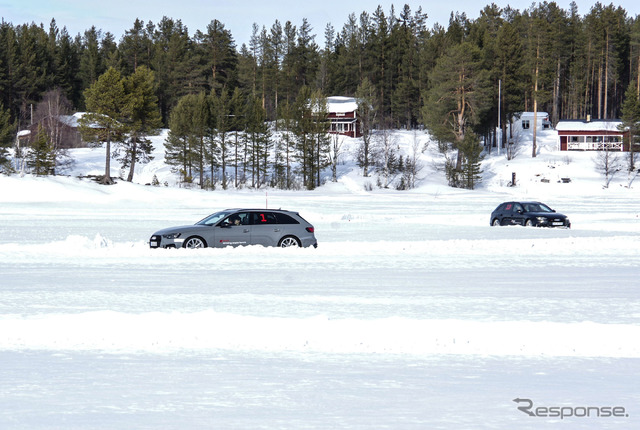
[490,201,571,228]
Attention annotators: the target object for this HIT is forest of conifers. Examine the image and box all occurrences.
[2,3,639,127]
[1,2,640,188]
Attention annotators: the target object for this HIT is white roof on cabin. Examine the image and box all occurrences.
[58,112,86,127]
[327,96,358,114]
[519,111,549,118]
[556,119,623,132]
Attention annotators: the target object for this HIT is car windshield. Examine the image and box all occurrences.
[196,211,232,226]
[523,203,553,213]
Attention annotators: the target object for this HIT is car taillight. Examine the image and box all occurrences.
[306,227,314,233]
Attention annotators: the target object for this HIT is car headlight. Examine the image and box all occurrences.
[536,216,548,223]
[162,233,181,240]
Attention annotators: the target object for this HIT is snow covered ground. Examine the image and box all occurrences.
[1,129,639,429]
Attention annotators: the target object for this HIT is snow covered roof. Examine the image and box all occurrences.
[327,96,358,114]
[58,112,86,128]
[519,111,549,118]
[556,119,623,132]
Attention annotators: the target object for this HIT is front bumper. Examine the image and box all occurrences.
[149,235,183,248]
[149,235,161,248]
[537,217,571,228]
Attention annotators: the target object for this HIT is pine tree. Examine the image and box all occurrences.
[164,96,193,185]
[370,6,390,119]
[119,19,153,74]
[495,21,526,147]
[0,103,14,172]
[620,83,640,171]
[26,125,55,175]
[228,88,244,188]
[292,18,320,90]
[0,23,19,119]
[151,17,202,124]
[164,92,212,187]
[119,65,162,182]
[54,27,83,108]
[333,13,364,95]
[244,95,271,188]
[195,19,238,93]
[281,21,297,105]
[79,27,106,89]
[309,90,330,188]
[15,24,51,123]
[292,86,315,188]
[459,131,484,189]
[422,41,487,184]
[210,89,226,188]
[356,77,377,177]
[268,20,285,124]
[277,99,297,188]
[79,67,126,184]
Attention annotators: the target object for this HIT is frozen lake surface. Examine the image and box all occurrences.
[1,129,639,428]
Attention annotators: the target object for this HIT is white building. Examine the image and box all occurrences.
[512,112,552,133]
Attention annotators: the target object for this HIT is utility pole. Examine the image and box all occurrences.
[532,42,539,158]
[497,79,501,156]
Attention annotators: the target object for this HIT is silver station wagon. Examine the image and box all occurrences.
[149,209,318,249]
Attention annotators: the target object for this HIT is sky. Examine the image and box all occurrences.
[1,0,639,47]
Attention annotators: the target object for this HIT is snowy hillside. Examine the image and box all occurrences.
[1,128,639,429]
[48,126,640,197]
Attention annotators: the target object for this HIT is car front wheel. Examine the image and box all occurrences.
[279,236,301,248]
[183,236,207,248]
[525,219,534,227]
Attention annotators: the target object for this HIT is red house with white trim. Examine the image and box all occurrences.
[556,118,629,151]
[326,96,361,138]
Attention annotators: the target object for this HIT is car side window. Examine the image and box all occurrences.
[223,212,249,226]
[504,203,512,211]
[274,213,299,224]
[252,212,277,225]
[514,204,524,213]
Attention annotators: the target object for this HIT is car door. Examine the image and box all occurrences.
[496,202,514,225]
[215,212,251,247]
[511,203,526,225]
[250,211,280,246]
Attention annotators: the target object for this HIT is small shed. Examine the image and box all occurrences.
[556,118,627,151]
[326,96,360,138]
[18,112,85,149]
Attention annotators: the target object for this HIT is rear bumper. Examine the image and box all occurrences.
[300,235,318,248]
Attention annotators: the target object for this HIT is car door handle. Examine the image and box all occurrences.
[273,228,281,232]
[243,229,250,233]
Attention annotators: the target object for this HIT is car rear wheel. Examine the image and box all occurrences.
[183,236,207,248]
[279,236,301,248]
[492,218,501,226]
